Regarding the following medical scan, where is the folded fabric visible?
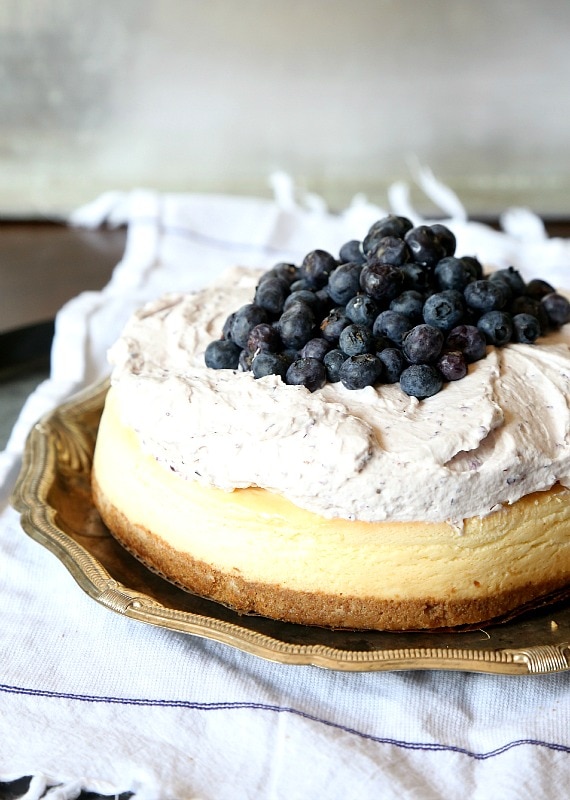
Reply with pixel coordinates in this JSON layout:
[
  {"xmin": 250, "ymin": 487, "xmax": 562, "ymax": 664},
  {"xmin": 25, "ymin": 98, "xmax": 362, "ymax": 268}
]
[{"xmin": 1, "ymin": 172, "xmax": 569, "ymax": 799}]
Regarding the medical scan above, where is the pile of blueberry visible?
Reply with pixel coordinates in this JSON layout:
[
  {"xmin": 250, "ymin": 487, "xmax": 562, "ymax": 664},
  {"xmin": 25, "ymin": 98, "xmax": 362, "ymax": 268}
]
[{"xmin": 204, "ymin": 215, "xmax": 570, "ymax": 399}]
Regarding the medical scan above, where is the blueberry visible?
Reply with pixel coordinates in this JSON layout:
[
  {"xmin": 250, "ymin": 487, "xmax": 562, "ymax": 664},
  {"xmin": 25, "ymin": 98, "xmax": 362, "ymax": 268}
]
[
  {"xmin": 366, "ymin": 215, "xmax": 413, "ymax": 241},
  {"xmin": 204, "ymin": 339, "xmax": 242, "ymax": 369},
  {"xmin": 278, "ymin": 307, "xmax": 315, "ymax": 349},
  {"xmin": 301, "ymin": 337, "xmax": 332, "ymax": 361},
  {"xmin": 254, "ymin": 277, "xmax": 290, "ymax": 316},
  {"xmin": 512, "ymin": 313, "xmax": 541, "ymax": 344},
  {"xmin": 464, "ymin": 280, "xmax": 507, "ymax": 312},
  {"xmin": 323, "ymin": 348, "xmax": 348, "ymax": 382},
  {"xmin": 377, "ymin": 347, "xmax": 407, "ymax": 383},
  {"xmin": 252, "ymin": 352, "xmax": 292, "ymax": 380},
  {"xmin": 509, "ymin": 295, "xmax": 548, "ymax": 332},
  {"xmin": 542, "ymin": 292, "xmax": 570, "ymax": 326},
  {"xmin": 339, "ymin": 323, "xmax": 375, "ymax": 356},
  {"xmin": 366, "ymin": 235, "xmax": 411, "ymax": 267},
  {"xmin": 401, "ymin": 261, "xmax": 432, "ymax": 293},
  {"xmin": 404, "ymin": 225, "xmax": 446, "ymax": 268},
  {"xmin": 423, "ymin": 290, "xmax": 465, "ymax": 332},
  {"xmin": 390, "ymin": 290, "xmax": 424, "ymax": 322},
  {"xmin": 359, "ymin": 263, "xmax": 405, "ymax": 305},
  {"xmin": 320, "ymin": 307, "xmax": 351, "ymax": 342},
  {"xmin": 345, "ymin": 294, "xmax": 379, "ymax": 326},
  {"xmin": 437, "ymin": 350, "xmax": 467, "ymax": 381},
  {"xmin": 525, "ymin": 278, "xmax": 556, "ymax": 300},
  {"xmin": 477, "ymin": 311, "xmax": 513, "ymax": 346},
  {"xmin": 402, "ymin": 324, "xmax": 444, "ymax": 364},
  {"xmin": 400, "ymin": 364, "xmax": 443, "ymax": 399},
  {"xmin": 230, "ymin": 304, "xmax": 269, "ymax": 348},
  {"xmin": 434, "ymin": 257, "xmax": 476, "ymax": 292},
  {"xmin": 445, "ymin": 324, "xmax": 487, "ymax": 362},
  {"xmin": 489, "ymin": 266, "xmax": 526, "ymax": 297},
  {"xmin": 461, "ymin": 256, "xmax": 484, "ymax": 280},
  {"xmin": 289, "ymin": 278, "xmax": 312, "ymax": 292},
  {"xmin": 300, "ymin": 249, "xmax": 337, "ymax": 288},
  {"xmin": 373, "ymin": 310, "xmax": 412, "ymax": 345},
  {"xmin": 247, "ymin": 323, "xmax": 281, "ymax": 354},
  {"xmin": 328, "ymin": 262, "xmax": 363, "ymax": 305},
  {"xmin": 430, "ymin": 223, "xmax": 456, "ymax": 257},
  {"xmin": 222, "ymin": 312, "xmax": 236, "ymax": 340},
  {"xmin": 285, "ymin": 357, "xmax": 327, "ymax": 392},
  {"xmin": 283, "ymin": 289, "xmax": 321, "ymax": 314},
  {"xmin": 259, "ymin": 263, "xmax": 300, "ymax": 286},
  {"xmin": 239, "ymin": 348, "xmax": 254, "ymax": 371},
  {"xmin": 339, "ymin": 354, "xmax": 383, "ymax": 390},
  {"xmin": 339, "ymin": 240, "xmax": 365, "ymax": 265}
]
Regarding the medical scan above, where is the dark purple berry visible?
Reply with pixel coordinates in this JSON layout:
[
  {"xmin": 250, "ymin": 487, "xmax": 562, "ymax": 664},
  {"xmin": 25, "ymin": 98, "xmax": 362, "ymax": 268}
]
[
  {"xmin": 404, "ymin": 225, "xmax": 446, "ymax": 268},
  {"xmin": 328, "ymin": 262, "xmax": 363, "ymax": 305},
  {"xmin": 204, "ymin": 339, "xmax": 242, "ymax": 369},
  {"xmin": 252, "ymin": 352, "xmax": 292, "ymax": 380},
  {"xmin": 301, "ymin": 337, "xmax": 332, "ymax": 361},
  {"xmin": 489, "ymin": 266, "xmax": 526, "ymax": 296},
  {"xmin": 401, "ymin": 261, "xmax": 432, "ymax": 292},
  {"xmin": 359, "ymin": 263, "xmax": 405, "ymax": 305},
  {"xmin": 542, "ymin": 292, "xmax": 570, "ymax": 326},
  {"xmin": 402, "ymin": 324, "xmax": 444, "ymax": 364},
  {"xmin": 320, "ymin": 307, "xmax": 351, "ymax": 342},
  {"xmin": 390, "ymin": 290, "xmax": 424, "ymax": 322},
  {"xmin": 339, "ymin": 354, "xmax": 383, "ymax": 390},
  {"xmin": 446, "ymin": 324, "xmax": 487, "ymax": 363},
  {"xmin": 464, "ymin": 280, "xmax": 507, "ymax": 312},
  {"xmin": 366, "ymin": 236, "xmax": 411, "ymax": 267},
  {"xmin": 431, "ymin": 223, "xmax": 456, "ymax": 257},
  {"xmin": 323, "ymin": 348, "xmax": 348, "ymax": 382},
  {"xmin": 247, "ymin": 323, "xmax": 281, "ymax": 354},
  {"xmin": 423, "ymin": 290, "xmax": 465, "ymax": 332},
  {"xmin": 285, "ymin": 357, "xmax": 327, "ymax": 392},
  {"xmin": 300, "ymin": 249, "xmax": 337, "ymax": 288},
  {"xmin": 345, "ymin": 294, "xmax": 379, "ymax": 326},
  {"xmin": 510, "ymin": 295, "xmax": 548, "ymax": 332},
  {"xmin": 373, "ymin": 310, "xmax": 413, "ymax": 345},
  {"xmin": 366, "ymin": 215, "xmax": 413, "ymax": 240},
  {"xmin": 339, "ymin": 240, "xmax": 365, "ymax": 264},
  {"xmin": 259, "ymin": 263, "xmax": 299, "ymax": 285},
  {"xmin": 437, "ymin": 350, "xmax": 467, "ymax": 381},
  {"xmin": 222, "ymin": 312, "xmax": 236, "ymax": 340},
  {"xmin": 339, "ymin": 324, "xmax": 375, "ymax": 356},
  {"xmin": 378, "ymin": 348, "xmax": 407, "ymax": 383},
  {"xmin": 434, "ymin": 257, "xmax": 476, "ymax": 292},
  {"xmin": 477, "ymin": 311, "xmax": 513, "ymax": 346},
  {"xmin": 283, "ymin": 289, "xmax": 321, "ymax": 314},
  {"xmin": 462, "ymin": 256, "xmax": 484, "ymax": 279},
  {"xmin": 230, "ymin": 304, "xmax": 269, "ymax": 349},
  {"xmin": 400, "ymin": 364, "xmax": 443, "ymax": 399},
  {"xmin": 512, "ymin": 313, "xmax": 541, "ymax": 344},
  {"xmin": 278, "ymin": 307, "xmax": 315, "ymax": 349},
  {"xmin": 525, "ymin": 278, "xmax": 556, "ymax": 300},
  {"xmin": 254, "ymin": 277, "xmax": 289, "ymax": 316}
]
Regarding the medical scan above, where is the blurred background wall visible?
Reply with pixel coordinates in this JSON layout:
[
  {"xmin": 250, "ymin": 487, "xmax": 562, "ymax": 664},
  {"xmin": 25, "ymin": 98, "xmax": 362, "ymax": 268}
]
[{"xmin": 1, "ymin": 0, "xmax": 569, "ymax": 218}]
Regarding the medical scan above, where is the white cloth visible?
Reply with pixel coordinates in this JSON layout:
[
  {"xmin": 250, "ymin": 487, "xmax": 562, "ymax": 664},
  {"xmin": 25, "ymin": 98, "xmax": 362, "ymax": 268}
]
[{"xmin": 1, "ymin": 172, "xmax": 570, "ymax": 799}]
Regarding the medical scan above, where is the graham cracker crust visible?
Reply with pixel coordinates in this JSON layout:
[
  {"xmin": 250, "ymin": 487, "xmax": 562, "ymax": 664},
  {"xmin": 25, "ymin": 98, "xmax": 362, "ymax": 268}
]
[{"xmin": 92, "ymin": 474, "xmax": 569, "ymax": 631}]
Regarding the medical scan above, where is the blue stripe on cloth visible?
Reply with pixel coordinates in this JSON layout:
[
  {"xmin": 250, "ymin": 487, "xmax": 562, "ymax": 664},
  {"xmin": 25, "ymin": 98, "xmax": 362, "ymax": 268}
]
[{"xmin": 1, "ymin": 683, "xmax": 568, "ymax": 760}]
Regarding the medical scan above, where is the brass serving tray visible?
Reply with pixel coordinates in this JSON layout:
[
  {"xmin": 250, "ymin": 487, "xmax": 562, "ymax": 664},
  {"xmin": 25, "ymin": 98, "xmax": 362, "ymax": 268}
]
[{"xmin": 11, "ymin": 380, "xmax": 570, "ymax": 674}]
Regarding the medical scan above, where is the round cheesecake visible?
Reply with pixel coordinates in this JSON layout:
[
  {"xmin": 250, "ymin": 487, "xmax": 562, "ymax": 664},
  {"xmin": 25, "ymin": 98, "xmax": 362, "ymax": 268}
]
[{"xmin": 91, "ymin": 265, "xmax": 570, "ymax": 630}]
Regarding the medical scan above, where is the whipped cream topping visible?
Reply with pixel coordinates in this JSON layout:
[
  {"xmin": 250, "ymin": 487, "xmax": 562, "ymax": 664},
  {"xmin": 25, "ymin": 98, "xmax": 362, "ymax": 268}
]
[{"xmin": 108, "ymin": 267, "xmax": 570, "ymax": 524}]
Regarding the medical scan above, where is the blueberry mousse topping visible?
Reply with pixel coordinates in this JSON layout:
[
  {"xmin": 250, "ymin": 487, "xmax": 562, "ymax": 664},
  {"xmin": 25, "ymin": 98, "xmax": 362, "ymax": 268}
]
[{"xmin": 206, "ymin": 215, "xmax": 570, "ymax": 398}]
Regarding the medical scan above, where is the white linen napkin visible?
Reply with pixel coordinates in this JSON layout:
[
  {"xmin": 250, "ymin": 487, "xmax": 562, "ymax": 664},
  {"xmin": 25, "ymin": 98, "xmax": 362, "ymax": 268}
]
[{"xmin": 1, "ymin": 171, "xmax": 570, "ymax": 800}]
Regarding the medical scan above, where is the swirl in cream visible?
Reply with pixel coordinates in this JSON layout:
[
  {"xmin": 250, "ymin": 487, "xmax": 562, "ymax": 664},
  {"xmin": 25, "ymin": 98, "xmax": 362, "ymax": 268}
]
[{"xmin": 108, "ymin": 267, "xmax": 570, "ymax": 524}]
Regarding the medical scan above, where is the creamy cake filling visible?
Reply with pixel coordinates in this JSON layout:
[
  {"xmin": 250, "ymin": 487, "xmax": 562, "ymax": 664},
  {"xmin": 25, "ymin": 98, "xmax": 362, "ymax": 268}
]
[{"xmin": 107, "ymin": 267, "xmax": 570, "ymax": 525}]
